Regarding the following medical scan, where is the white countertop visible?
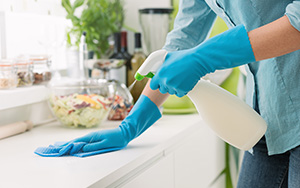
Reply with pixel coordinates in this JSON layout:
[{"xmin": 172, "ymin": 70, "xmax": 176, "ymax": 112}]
[
  {"xmin": 0, "ymin": 86, "xmax": 49, "ymax": 110},
  {"xmin": 0, "ymin": 114, "xmax": 205, "ymax": 188}
]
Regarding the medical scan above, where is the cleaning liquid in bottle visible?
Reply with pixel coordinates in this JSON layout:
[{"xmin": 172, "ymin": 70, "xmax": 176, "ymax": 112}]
[
  {"xmin": 187, "ymin": 80, "xmax": 266, "ymax": 150},
  {"xmin": 135, "ymin": 49, "xmax": 267, "ymax": 150}
]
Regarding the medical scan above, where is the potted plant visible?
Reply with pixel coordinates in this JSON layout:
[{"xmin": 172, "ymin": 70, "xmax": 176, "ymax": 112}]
[{"xmin": 62, "ymin": 0, "xmax": 124, "ymax": 58}]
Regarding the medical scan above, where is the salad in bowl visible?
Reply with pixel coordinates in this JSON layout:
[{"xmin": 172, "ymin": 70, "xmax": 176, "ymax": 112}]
[{"xmin": 48, "ymin": 78, "xmax": 116, "ymax": 128}]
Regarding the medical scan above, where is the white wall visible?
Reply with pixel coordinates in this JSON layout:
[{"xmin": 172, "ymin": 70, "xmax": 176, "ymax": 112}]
[
  {"xmin": 123, "ymin": 0, "xmax": 171, "ymax": 32},
  {"xmin": 0, "ymin": 0, "xmax": 65, "ymax": 16},
  {"xmin": 0, "ymin": 0, "xmax": 171, "ymax": 64},
  {"xmin": 0, "ymin": 0, "xmax": 171, "ymax": 31},
  {"xmin": 0, "ymin": 0, "xmax": 171, "ymax": 21}
]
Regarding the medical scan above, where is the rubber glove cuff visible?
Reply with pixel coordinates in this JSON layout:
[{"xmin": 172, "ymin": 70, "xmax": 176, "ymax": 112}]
[
  {"xmin": 119, "ymin": 94, "xmax": 162, "ymax": 143},
  {"xmin": 192, "ymin": 24, "xmax": 256, "ymax": 75}
]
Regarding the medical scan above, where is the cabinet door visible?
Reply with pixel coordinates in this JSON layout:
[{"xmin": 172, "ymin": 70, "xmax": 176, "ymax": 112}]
[
  {"xmin": 121, "ymin": 154, "xmax": 174, "ymax": 188},
  {"xmin": 174, "ymin": 128, "xmax": 225, "ymax": 188}
]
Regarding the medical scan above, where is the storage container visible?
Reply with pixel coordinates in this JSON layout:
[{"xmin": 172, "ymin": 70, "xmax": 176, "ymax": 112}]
[
  {"xmin": 30, "ymin": 55, "xmax": 52, "ymax": 85},
  {"xmin": 15, "ymin": 59, "xmax": 34, "ymax": 87},
  {"xmin": 0, "ymin": 59, "xmax": 17, "ymax": 89}
]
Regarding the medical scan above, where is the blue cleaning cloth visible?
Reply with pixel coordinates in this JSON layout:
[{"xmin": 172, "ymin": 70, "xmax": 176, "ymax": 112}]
[
  {"xmin": 34, "ymin": 95, "xmax": 161, "ymax": 158},
  {"xmin": 34, "ymin": 142, "xmax": 124, "ymax": 157}
]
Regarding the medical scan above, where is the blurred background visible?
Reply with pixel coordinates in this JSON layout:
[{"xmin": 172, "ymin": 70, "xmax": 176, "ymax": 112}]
[
  {"xmin": 0, "ymin": 1, "xmax": 245, "ymax": 187},
  {"xmin": 0, "ymin": 0, "xmax": 172, "ymax": 66}
]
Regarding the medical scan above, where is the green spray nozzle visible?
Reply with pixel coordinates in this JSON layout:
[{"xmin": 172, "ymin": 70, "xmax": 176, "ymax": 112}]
[
  {"xmin": 135, "ymin": 49, "xmax": 168, "ymax": 81},
  {"xmin": 135, "ymin": 72, "xmax": 155, "ymax": 81}
]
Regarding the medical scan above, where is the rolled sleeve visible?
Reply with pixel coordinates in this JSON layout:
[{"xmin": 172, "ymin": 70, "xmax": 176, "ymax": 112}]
[
  {"xmin": 163, "ymin": 0, "xmax": 216, "ymax": 51},
  {"xmin": 285, "ymin": 1, "xmax": 300, "ymax": 32}
]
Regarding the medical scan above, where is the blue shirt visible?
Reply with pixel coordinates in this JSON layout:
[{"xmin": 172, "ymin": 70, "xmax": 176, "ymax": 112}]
[{"xmin": 163, "ymin": 0, "xmax": 300, "ymax": 155}]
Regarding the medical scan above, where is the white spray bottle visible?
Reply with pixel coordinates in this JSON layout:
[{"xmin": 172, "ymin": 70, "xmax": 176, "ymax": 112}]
[{"xmin": 135, "ymin": 49, "xmax": 267, "ymax": 150}]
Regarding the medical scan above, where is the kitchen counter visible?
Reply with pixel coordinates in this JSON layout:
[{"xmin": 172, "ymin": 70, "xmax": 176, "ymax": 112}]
[
  {"xmin": 0, "ymin": 114, "xmax": 224, "ymax": 188},
  {"xmin": 0, "ymin": 86, "xmax": 49, "ymax": 110}
]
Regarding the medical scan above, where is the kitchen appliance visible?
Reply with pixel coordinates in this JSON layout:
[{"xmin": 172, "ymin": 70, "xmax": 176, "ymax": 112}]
[
  {"xmin": 134, "ymin": 49, "xmax": 267, "ymax": 150},
  {"xmin": 139, "ymin": 8, "xmax": 173, "ymax": 55}
]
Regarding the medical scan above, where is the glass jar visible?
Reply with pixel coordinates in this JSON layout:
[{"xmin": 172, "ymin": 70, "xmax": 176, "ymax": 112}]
[
  {"xmin": 30, "ymin": 55, "xmax": 52, "ymax": 85},
  {"xmin": 15, "ymin": 59, "xmax": 34, "ymax": 87},
  {"xmin": 0, "ymin": 59, "xmax": 17, "ymax": 89}
]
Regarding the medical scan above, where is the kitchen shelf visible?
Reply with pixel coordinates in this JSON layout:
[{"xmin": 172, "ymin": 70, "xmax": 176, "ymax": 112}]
[{"xmin": 0, "ymin": 85, "xmax": 49, "ymax": 110}]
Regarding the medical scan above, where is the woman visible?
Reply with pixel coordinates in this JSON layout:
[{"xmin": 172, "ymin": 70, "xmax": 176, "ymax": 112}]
[{"xmin": 36, "ymin": 1, "xmax": 300, "ymax": 187}]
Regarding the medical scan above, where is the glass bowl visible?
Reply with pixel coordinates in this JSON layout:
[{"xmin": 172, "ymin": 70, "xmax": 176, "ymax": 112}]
[
  {"xmin": 107, "ymin": 80, "xmax": 134, "ymax": 120},
  {"xmin": 48, "ymin": 78, "xmax": 116, "ymax": 128}
]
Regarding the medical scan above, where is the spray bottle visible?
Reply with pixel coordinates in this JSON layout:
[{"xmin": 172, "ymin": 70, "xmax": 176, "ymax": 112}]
[{"xmin": 135, "ymin": 49, "xmax": 267, "ymax": 150}]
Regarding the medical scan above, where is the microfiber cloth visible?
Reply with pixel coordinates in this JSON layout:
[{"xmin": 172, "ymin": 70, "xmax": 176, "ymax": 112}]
[{"xmin": 34, "ymin": 142, "xmax": 124, "ymax": 157}]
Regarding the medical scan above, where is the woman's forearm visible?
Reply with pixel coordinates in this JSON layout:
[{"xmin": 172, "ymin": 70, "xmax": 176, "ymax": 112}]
[
  {"xmin": 249, "ymin": 16, "xmax": 300, "ymax": 61},
  {"xmin": 140, "ymin": 16, "xmax": 300, "ymax": 107},
  {"xmin": 142, "ymin": 79, "xmax": 169, "ymax": 107}
]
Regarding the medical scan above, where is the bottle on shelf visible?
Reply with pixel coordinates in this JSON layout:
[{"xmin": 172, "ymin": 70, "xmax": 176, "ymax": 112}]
[
  {"xmin": 127, "ymin": 33, "xmax": 147, "ymax": 103},
  {"xmin": 108, "ymin": 32, "xmax": 134, "ymax": 121},
  {"xmin": 79, "ymin": 31, "xmax": 89, "ymax": 79},
  {"xmin": 121, "ymin": 31, "xmax": 131, "ymax": 86},
  {"xmin": 121, "ymin": 31, "xmax": 132, "ymax": 65},
  {"xmin": 109, "ymin": 32, "xmax": 127, "ymax": 84}
]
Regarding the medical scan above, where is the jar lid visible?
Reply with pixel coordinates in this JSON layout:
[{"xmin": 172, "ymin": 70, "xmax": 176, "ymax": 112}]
[
  {"xmin": 30, "ymin": 55, "xmax": 50, "ymax": 61},
  {"xmin": 29, "ymin": 55, "xmax": 51, "ymax": 64},
  {"xmin": 15, "ymin": 59, "xmax": 33, "ymax": 66},
  {"xmin": 0, "ymin": 59, "xmax": 15, "ymax": 67},
  {"xmin": 14, "ymin": 55, "xmax": 34, "ymax": 65}
]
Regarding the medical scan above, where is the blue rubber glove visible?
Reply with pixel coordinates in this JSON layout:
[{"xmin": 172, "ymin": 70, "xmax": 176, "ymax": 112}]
[
  {"xmin": 150, "ymin": 25, "xmax": 256, "ymax": 97},
  {"xmin": 34, "ymin": 95, "xmax": 161, "ymax": 157}
]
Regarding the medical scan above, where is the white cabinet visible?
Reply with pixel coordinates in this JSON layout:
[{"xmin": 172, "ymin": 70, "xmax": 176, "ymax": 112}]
[
  {"xmin": 119, "ymin": 127, "xmax": 225, "ymax": 188},
  {"xmin": 173, "ymin": 128, "xmax": 225, "ymax": 188},
  {"xmin": 122, "ymin": 154, "xmax": 174, "ymax": 188}
]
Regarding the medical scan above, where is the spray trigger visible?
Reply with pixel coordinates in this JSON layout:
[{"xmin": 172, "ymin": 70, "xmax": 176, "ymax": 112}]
[{"xmin": 135, "ymin": 72, "xmax": 155, "ymax": 81}]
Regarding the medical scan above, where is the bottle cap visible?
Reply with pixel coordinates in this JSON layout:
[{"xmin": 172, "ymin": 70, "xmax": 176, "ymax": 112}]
[
  {"xmin": 134, "ymin": 33, "xmax": 142, "ymax": 48},
  {"xmin": 113, "ymin": 32, "xmax": 121, "ymax": 50},
  {"xmin": 139, "ymin": 8, "xmax": 173, "ymax": 14}
]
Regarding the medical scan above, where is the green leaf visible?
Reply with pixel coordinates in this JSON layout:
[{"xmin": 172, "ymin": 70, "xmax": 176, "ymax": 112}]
[
  {"xmin": 123, "ymin": 24, "xmax": 137, "ymax": 32},
  {"xmin": 72, "ymin": 0, "xmax": 85, "ymax": 10},
  {"xmin": 66, "ymin": 32, "xmax": 71, "ymax": 45},
  {"xmin": 62, "ymin": 0, "xmax": 124, "ymax": 56},
  {"xmin": 231, "ymin": 145, "xmax": 241, "ymax": 173},
  {"xmin": 61, "ymin": 0, "xmax": 73, "ymax": 14},
  {"xmin": 225, "ymin": 143, "xmax": 233, "ymax": 188},
  {"xmin": 66, "ymin": 14, "xmax": 80, "ymax": 26},
  {"xmin": 210, "ymin": 168, "xmax": 226, "ymax": 186}
]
